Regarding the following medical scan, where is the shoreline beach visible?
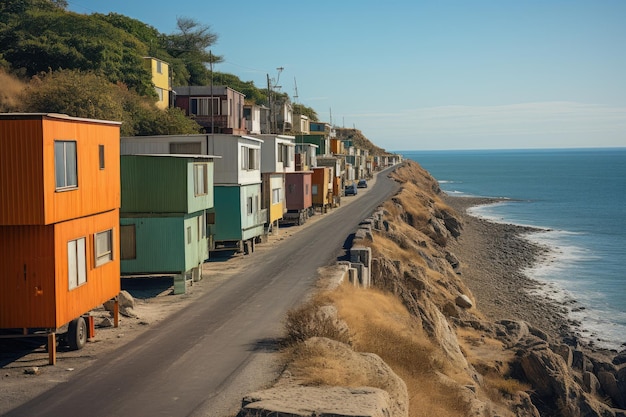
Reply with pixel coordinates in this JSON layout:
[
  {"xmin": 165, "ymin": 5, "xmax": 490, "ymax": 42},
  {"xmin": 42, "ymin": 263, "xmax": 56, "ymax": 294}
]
[{"xmin": 443, "ymin": 194, "xmax": 607, "ymax": 352}]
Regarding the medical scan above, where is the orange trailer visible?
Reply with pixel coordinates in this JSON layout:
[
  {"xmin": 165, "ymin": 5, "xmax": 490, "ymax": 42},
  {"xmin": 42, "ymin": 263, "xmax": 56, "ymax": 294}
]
[
  {"xmin": 312, "ymin": 167, "xmax": 333, "ymax": 213},
  {"xmin": 0, "ymin": 113, "xmax": 121, "ymax": 364}
]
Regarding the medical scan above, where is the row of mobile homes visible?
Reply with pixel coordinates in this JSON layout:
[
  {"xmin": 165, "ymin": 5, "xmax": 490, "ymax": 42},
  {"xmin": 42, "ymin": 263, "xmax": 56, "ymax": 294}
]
[
  {"xmin": 120, "ymin": 134, "xmax": 266, "ymax": 254},
  {"xmin": 0, "ymin": 114, "xmax": 122, "ymax": 364},
  {"xmin": 120, "ymin": 154, "xmax": 217, "ymax": 293}
]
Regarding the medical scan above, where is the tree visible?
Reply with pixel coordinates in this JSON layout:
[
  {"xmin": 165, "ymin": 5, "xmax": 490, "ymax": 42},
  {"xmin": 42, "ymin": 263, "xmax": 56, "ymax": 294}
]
[
  {"xmin": 212, "ymin": 72, "xmax": 266, "ymax": 104},
  {"xmin": 0, "ymin": 8, "xmax": 154, "ymax": 96},
  {"xmin": 293, "ymin": 103, "xmax": 319, "ymax": 122},
  {"xmin": 19, "ymin": 69, "xmax": 201, "ymax": 136},
  {"xmin": 164, "ymin": 17, "xmax": 221, "ymax": 86}
]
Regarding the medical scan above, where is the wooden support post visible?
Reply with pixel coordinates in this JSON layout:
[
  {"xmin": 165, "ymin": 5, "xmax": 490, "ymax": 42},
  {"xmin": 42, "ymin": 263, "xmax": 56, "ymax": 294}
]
[
  {"xmin": 47, "ymin": 332, "xmax": 56, "ymax": 366},
  {"xmin": 86, "ymin": 315, "xmax": 95, "ymax": 339},
  {"xmin": 113, "ymin": 297, "xmax": 119, "ymax": 328}
]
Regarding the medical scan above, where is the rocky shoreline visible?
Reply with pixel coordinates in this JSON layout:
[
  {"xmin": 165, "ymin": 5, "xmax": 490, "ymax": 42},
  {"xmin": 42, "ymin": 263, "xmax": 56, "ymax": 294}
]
[
  {"xmin": 444, "ymin": 195, "xmax": 621, "ymax": 357},
  {"xmin": 443, "ymin": 196, "xmax": 573, "ymax": 343}
]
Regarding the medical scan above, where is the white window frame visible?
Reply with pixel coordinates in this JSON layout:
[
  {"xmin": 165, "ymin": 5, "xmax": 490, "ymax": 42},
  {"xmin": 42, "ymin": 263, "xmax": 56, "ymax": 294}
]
[
  {"xmin": 55, "ymin": 140, "xmax": 78, "ymax": 190},
  {"xmin": 194, "ymin": 163, "xmax": 208, "ymax": 196},
  {"xmin": 68, "ymin": 237, "xmax": 87, "ymax": 290},
  {"xmin": 190, "ymin": 97, "xmax": 220, "ymax": 116},
  {"xmin": 241, "ymin": 146, "xmax": 260, "ymax": 171},
  {"xmin": 95, "ymin": 229, "xmax": 113, "ymax": 267},
  {"xmin": 272, "ymin": 188, "xmax": 281, "ymax": 204}
]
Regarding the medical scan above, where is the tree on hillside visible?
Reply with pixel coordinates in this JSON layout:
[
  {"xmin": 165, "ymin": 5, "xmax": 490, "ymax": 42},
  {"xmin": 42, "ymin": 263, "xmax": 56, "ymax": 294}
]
[
  {"xmin": 293, "ymin": 103, "xmax": 318, "ymax": 122},
  {"xmin": 0, "ymin": 0, "xmax": 66, "ymax": 21},
  {"xmin": 21, "ymin": 70, "xmax": 125, "ymax": 121},
  {"xmin": 0, "ymin": 7, "xmax": 154, "ymax": 96},
  {"xmin": 164, "ymin": 17, "xmax": 221, "ymax": 86},
  {"xmin": 212, "ymin": 72, "xmax": 266, "ymax": 104},
  {"xmin": 19, "ymin": 69, "xmax": 201, "ymax": 136}
]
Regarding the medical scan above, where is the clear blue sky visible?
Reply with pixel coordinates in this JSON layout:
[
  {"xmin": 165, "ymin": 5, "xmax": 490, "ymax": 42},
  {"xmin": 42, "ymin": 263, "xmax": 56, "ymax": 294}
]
[{"xmin": 67, "ymin": 0, "xmax": 626, "ymax": 151}]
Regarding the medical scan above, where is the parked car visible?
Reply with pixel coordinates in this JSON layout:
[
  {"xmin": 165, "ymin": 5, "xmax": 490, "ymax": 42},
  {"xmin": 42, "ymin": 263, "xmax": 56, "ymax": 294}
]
[
  {"xmin": 344, "ymin": 183, "xmax": 358, "ymax": 196},
  {"xmin": 357, "ymin": 179, "xmax": 368, "ymax": 188}
]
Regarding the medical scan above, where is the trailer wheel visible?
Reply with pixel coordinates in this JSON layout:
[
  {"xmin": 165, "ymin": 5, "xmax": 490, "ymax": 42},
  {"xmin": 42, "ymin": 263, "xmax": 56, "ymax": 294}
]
[{"xmin": 67, "ymin": 317, "xmax": 87, "ymax": 350}]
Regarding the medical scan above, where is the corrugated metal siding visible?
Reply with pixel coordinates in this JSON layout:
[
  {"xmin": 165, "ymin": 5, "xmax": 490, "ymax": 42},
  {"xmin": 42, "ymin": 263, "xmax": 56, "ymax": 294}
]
[
  {"xmin": 120, "ymin": 216, "xmax": 185, "ymax": 274},
  {"xmin": 312, "ymin": 168, "xmax": 330, "ymax": 206},
  {"xmin": 54, "ymin": 209, "xmax": 120, "ymax": 326},
  {"xmin": 0, "ymin": 116, "xmax": 120, "ymax": 226},
  {"xmin": 0, "ymin": 119, "xmax": 45, "ymax": 225},
  {"xmin": 212, "ymin": 186, "xmax": 242, "ymax": 241},
  {"xmin": 121, "ymin": 156, "xmax": 188, "ymax": 213},
  {"xmin": 0, "ymin": 225, "xmax": 56, "ymax": 328},
  {"xmin": 43, "ymin": 118, "xmax": 120, "ymax": 224},
  {"xmin": 285, "ymin": 172, "xmax": 313, "ymax": 210},
  {"xmin": 183, "ymin": 212, "xmax": 209, "ymax": 271}
]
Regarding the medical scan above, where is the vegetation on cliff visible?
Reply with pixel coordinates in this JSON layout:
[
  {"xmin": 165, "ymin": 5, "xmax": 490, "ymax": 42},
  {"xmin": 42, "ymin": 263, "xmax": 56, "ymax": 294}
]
[{"xmin": 335, "ymin": 127, "xmax": 390, "ymax": 156}]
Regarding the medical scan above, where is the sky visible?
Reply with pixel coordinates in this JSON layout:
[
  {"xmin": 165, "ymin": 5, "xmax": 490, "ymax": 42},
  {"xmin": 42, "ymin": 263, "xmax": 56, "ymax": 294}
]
[{"xmin": 66, "ymin": 0, "xmax": 626, "ymax": 151}]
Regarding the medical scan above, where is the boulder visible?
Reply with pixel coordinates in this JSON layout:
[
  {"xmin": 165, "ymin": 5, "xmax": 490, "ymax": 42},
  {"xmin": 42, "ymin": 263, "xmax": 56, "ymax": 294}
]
[
  {"xmin": 455, "ymin": 294, "xmax": 473, "ymax": 309},
  {"xmin": 613, "ymin": 351, "xmax": 626, "ymax": 366},
  {"xmin": 582, "ymin": 371, "xmax": 601, "ymax": 395},
  {"xmin": 118, "ymin": 290, "xmax": 135, "ymax": 309},
  {"xmin": 519, "ymin": 347, "xmax": 619, "ymax": 416},
  {"xmin": 598, "ymin": 371, "xmax": 626, "ymax": 409},
  {"xmin": 241, "ymin": 337, "xmax": 408, "ymax": 417},
  {"xmin": 240, "ymin": 386, "xmax": 392, "ymax": 417},
  {"xmin": 103, "ymin": 290, "xmax": 136, "ymax": 317},
  {"xmin": 553, "ymin": 344, "xmax": 573, "ymax": 367}
]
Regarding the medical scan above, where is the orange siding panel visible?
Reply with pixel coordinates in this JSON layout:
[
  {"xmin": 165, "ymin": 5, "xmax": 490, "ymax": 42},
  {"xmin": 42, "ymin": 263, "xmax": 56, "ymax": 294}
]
[
  {"xmin": 43, "ymin": 118, "xmax": 121, "ymax": 224},
  {"xmin": 0, "ymin": 119, "xmax": 45, "ymax": 225},
  {"xmin": 0, "ymin": 225, "xmax": 56, "ymax": 328},
  {"xmin": 54, "ymin": 209, "xmax": 121, "ymax": 326}
]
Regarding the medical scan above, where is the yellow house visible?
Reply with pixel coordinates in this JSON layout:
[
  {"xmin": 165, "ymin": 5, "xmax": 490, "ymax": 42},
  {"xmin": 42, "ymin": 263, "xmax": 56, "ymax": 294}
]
[{"xmin": 143, "ymin": 57, "xmax": 171, "ymax": 109}]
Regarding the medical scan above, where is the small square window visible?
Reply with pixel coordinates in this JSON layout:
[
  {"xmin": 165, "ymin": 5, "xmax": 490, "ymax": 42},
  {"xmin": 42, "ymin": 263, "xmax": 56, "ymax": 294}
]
[{"xmin": 95, "ymin": 229, "xmax": 113, "ymax": 267}]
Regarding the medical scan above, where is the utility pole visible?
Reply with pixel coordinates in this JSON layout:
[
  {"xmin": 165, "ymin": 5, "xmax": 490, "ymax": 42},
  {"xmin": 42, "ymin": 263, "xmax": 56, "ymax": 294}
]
[
  {"xmin": 210, "ymin": 50, "xmax": 214, "ymax": 136},
  {"xmin": 267, "ymin": 74, "xmax": 272, "ymax": 134}
]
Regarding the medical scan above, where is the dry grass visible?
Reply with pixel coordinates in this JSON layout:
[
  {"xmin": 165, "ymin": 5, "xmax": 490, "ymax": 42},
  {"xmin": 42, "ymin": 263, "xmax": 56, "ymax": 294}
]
[
  {"xmin": 284, "ymin": 297, "xmax": 351, "ymax": 346},
  {"xmin": 0, "ymin": 70, "xmax": 27, "ymax": 112},
  {"xmin": 327, "ymin": 284, "xmax": 471, "ymax": 417}
]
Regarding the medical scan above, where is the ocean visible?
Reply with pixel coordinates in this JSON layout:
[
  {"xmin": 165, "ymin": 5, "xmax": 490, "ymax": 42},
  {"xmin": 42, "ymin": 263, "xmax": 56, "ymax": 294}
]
[{"xmin": 401, "ymin": 148, "xmax": 626, "ymax": 351}]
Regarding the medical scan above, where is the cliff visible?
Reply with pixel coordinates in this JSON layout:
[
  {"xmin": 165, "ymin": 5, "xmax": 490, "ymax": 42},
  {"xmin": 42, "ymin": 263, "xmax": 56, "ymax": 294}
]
[
  {"xmin": 238, "ymin": 161, "xmax": 626, "ymax": 417},
  {"xmin": 335, "ymin": 127, "xmax": 390, "ymax": 156}
]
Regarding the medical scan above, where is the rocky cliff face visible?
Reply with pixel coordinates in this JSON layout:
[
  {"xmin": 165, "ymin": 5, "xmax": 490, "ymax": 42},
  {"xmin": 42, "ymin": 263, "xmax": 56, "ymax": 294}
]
[{"xmin": 238, "ymin": 161, "xmax": 626, "ymax": 417}]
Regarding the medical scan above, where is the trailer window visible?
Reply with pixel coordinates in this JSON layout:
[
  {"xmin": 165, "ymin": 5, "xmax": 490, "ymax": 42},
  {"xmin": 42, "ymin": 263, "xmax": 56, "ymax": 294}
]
[
  {"xmin": 68, "ymin": 237, "xmax": 87, "ymax": 290},
  {"xmin": 194, "ymin": 163, "xmax": 208, "ymax": 196},
  {"xmin": 55, "ymin": 140, "xmax": 78, "ymax": 190},
  {"xmin": 120, "ymin": 225, "xmax": 136, "ymax": 260},
  {"xmin": 272, "ymin": 188, "xmax": 281, "ymax": 204},
  {"xmin": 95, "ymin": 229, "xmax": 113, "ymax": 267}
]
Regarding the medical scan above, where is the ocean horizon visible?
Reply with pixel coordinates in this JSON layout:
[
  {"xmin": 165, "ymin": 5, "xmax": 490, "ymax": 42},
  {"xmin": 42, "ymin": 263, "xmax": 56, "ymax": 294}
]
[{"xmin": 400, "ymin": 147, "xmax": 626, "ymax": 351}]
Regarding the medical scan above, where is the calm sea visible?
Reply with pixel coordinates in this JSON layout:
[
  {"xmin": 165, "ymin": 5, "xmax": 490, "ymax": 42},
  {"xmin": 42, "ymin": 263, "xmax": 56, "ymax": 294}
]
[{"xmin": 401, "ymin": 148, "xmax": 626, "ymax": 350}]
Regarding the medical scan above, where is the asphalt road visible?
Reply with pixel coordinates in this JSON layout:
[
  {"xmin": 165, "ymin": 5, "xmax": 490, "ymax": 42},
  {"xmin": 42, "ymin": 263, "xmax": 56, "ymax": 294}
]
[{"xmin": 4, "ymin": 167, "xmax": 400, "ymax": 417}]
